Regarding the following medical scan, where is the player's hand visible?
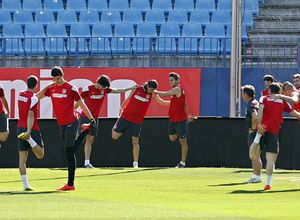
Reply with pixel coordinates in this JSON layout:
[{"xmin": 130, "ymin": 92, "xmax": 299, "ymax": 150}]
[
  {"xmin": 22, "ymin": 131, "xmax": 31, "ymax": 140},
  {"xmin": 187, "ymin": 115, "xmax": 197, "ymax": 123},
  {"xmin": 257, "ymin": 124, "xmax": 266, "ymax": 134},
  {"xmin": 89, "ymin": 119, "xmax": 97, "ymax": 130},
  {"xmin": 131, "ymin": 85, "xmax": 138, "ymax": 90},
  {"xmin": 46, "ymin": 82, "xmax": 55, "ymax": 88}
]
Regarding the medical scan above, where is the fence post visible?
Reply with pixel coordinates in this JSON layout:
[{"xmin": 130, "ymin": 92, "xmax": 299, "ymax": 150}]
[
  {"xmin": 223, "ymin": 38, "xmax": 227, "ymax": 67},
  {"xmin": 149, "ymin": 38, "xmax": 153, "ymax": 67}
]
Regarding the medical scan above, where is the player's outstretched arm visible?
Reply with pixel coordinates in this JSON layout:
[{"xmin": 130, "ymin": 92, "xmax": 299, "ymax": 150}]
[
  {"xmin": 111, "ymin": 85, "xmax": 137, "ymax": 94},
  {"xmin": 153, "ymin": 93, "xmax": 170, "ymax": 106},
  {"xmin": 289, "ymin": 110, "xmax": 300, "ymax": 119},
  {"xmin": 1, "ymin": 96, "xmax": 10, "ymax": 117},
  {"xmin": 119, "ymin": 89, "xmax": 135, "ymax": 115},
  {"xmin": 36, "ymin": 82, "xmax": 55, "ymax": 100},
  {"xmin": 257, "ymin": 104, "xmax": 266, "ymax": 134},
  {"xmin": 77, "ymin": 99, "xmax": 94, "ymax": 121},
  {"xmin": 22, "ymin": 110, "xmax": 34, "ymax": 140},
  {"xmin": 155, "ymin": 87, "xmax": 180, "ymax": 97}
]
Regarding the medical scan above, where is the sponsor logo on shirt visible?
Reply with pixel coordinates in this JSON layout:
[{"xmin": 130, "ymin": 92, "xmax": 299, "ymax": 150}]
[
  {"xmin": 90, "ymin": 95, "xmax": 104, "ymax": 99},
  {"xmin": 52, "ymin": 93, "xmax": 67, "ymax": 98},
  {"xmin": 134, "ymin": 95, "xmax": 149, "ymax": 102},
  {"xmin": 267, "ymin": 97, "xmax": 283, "ymax": 103},
  {"xmin": 18, "ymin": 96, "xmax": 28, "ymax": 102}
]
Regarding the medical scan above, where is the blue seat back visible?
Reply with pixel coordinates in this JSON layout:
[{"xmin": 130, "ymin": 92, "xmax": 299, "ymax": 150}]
[
  {"xmin": 23, "ymin": 0, "xmax": 43, "ymax": 11},
  {"xmin": 2, "ymin": 0, "xmax": 21, "ymax": 11},
  {"xmin": 109, "ymin": 0, "xmax": 129, "ymax": 10},
  {"xmin": 211, "ymin": 11, "xmax": 231, "ymax": 24},
  {"xmin": 80, "ymin": 10, "xmax": 99, "ymax": 24},
  {"xmin": 67, "ymin": 0, "xmax": 87, "ymax": 11},
  {"xmin": 174, "ymin": 0, "xmax": 194, "ymax": 11},
  {"xmin": 130, "ymin": 0, "xmax": 150, "ymax": 10},
  {"xmin": 70, "ymin": 23, "xmax": 90, "ymax": 36},
  {"xmin": 217, "ymin": 0, "xmax": 232, "ymax": 11},
  {"xmin": 152, "ymin": 0, "xmax": 172, "ymax": 11},
  {"xmin": 123, "ymin": 10, "xmax": 142, "ymax": 23},
  {"xmin": 13, "ymin": 10, "xmax": 34, "ymax": 24},
  {"xmin": 101, "ymin": 10, "xmax": 121, "ymax": 23},
  {"xmin": 145, "ymin": 9, "xmax": 165, "ymax": 24},
  {"xmin": 44, "ymin": 0, "xmax": 64, "ymax": 11},
  {"xmin": 25, "ymin": 23, "xmax": 45, "ymax": 37},
  {"xmin": 3, "ymin": 23, "xmax": 23, "ymax": 37},
  {"xmin": 136, "ymin": 23, "xmax": 157, "ymax": 37},
  {"xmin": 57, "ymin": 10, "xmax": 77, "ymax": 24},
  {"xmin": 35, "ymin": 10, "xmax": 55, "ymax": 24},
  {"xmin": 160, "ymin": 23, "xmax": 180, "ymax": 37},
  {"xmin": 88, "ymin": 0, "xmax": 108, "ymax": 11},
  {"xmin": 195, "ymin": 0, "xmax": 215, "ymax": 11},
  {"xmin": 190, "ymin": 10, "xmax": 210, "ymax": 24},
  {"xmin": 168, "ymin": 10, "xmax": 188, "ymax": 24},
  {"xmin": 182, "ymin": 23, "xmax": 202, "ymax": 37},
  {"xmin": 92, "ymin": 23, "xmax": 112, "ymax": 36},
  {"xmin": 47, "ymin": 23, "xmax": 67, "ymax": 37},
  {"xmin": 205, "ymin": 23, "xmax": 225, "ymax": 37},
  {"xmin": 0, "ymin": 11, "xmax": 12, "ymax": 24}
]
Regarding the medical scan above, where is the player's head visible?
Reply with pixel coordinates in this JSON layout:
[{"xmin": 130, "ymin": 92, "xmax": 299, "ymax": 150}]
[
  {"xmin": 144, "ymin": 79, "xmax": 158, "ymax": 93},
  {"xmin": 169, "ymin": 72, "xmax": 180, "ymax": 88},
  {"xmin": 27, "ymin": 75, "xmax": 38, "ymax": 90},
  {"xmin": 268, "ymin": 83, "xmax": 280, "ymax": 94},
  {"xmin": 241, "ymin": 85, "xmax": 255, "ymax": 102},
  {"xmin": 51, "ymin": 66, "xmax": 64, "ymax": 85},
  {"xmin": 282, "ymin": 81, "xmax": 295, "ymax": 96},
  {"xmin": 263, "ymin": 75, "xmax": 274, "ymax": 89},
  {"xmin": 96, "ymin": 75, "xmax": 111, "ymax": 89},
  {"xmin": 292, "ymin": 74, "xmax": 300, "ymax": 89}
]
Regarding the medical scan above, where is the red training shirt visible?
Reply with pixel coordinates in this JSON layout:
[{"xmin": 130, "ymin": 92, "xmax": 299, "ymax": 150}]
[
  {"xmin": 121, "ymin": 86, "xmax": 152, "ymax": 124},
  {"xmin": 81, "ymin": 85, "xmax": 112, "ymax": 119},
  {"xmin": 17, "ymin": 91, "xmax": 40, "ymax": 131},
  {"xmin": 0, "ymin": 84, "xmax": 5, "ymax": 115},
  {"xmin": 44, "ymin": 81, "xmax": 81, "ymax": 126},
  {"xmin": 293, "ymin": 90, "xmax": 300, "ymax": 124},
  {"xmin": 169, "ymin": 86, "xmax": 187, "ymax": 122},
  {"xmin": 261, "ymin": 88, "xmax": 268, "ymax": 96},
  {"xmin": 259, "ymin": 96, "xmax": 292, "ymax": 135}
]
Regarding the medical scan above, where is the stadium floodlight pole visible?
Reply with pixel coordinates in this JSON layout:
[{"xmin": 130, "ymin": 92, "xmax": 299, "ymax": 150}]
[
  {"xmin": 237, "ymin": 0, "xmax": 242, "ymax": 117},
  {"xmin": 230, "ymin": 0, "xmax": 239, "ymax": 117}
]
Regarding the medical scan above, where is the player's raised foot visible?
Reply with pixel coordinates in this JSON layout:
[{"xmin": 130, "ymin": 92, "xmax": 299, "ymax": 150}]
[
  {"xmin": 56, "ymin": 184, "xmax": 75, "ymax": 191},
  {"xmin": 175, "ymin": 163, "xmax": 185, "ymax": 168},
  {"xmin": 264, "ymin": 185, "xmax": 271, "ymax": 190},
  {"xmin": 18, "ymin": 132, "xmax": 26, "ymax": 139},
  {"xmin": 24, "ymin": 186, "xmax": 36, "ymax": 191},
  {"xmin": 244, "ymin": 178, "xmax": 262, "ymax": 183},
  {"xmin": 84, "ymin": 164, "xmax": 95, "ymax": 168},
  {"xmin": 133, "ymin": 162, "xmax": 138, "ymax": 168}
]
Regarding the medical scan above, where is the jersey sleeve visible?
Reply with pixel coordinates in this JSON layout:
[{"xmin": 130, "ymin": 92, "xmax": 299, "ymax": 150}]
[
  {"xmin": 284, "ymin": 100, "xmax": 293, "ymax": 113},
  {"xmin": 44, "ymin": 88, "xmax": 50, "ymax": 97},
  {"xmin": 81, "ymin": 86, "xmax": 89, "ymax": 99},
  {"xmin": 71, "ymin": 86, "xmax": 81, "ymax": 101},
  {"xmin": 0, "ymin": 85, "xmax": 4, "ymax": 97},
  {"xmin": 29, "ymin": 96, "xmax": 38, "ymax": 113},
  {"xmin": 105, "ymin": 88, "xmax": 112, "ymax": 94},
  {"xmin": 259, "ymin": 96, "xmax": 265, "ymax": 105}
]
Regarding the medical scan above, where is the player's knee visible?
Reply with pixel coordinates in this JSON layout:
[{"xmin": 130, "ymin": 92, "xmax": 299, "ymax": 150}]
[
  {"xmin": 37, "ymin": 154, "xmax": 44, "ymax": 159},
  {"xmin": 169, "ymin": 135, "xmax": 177, "ymax": 141},
  {"xmin": 0, "ymin": 132, "xmax": 9, "ymax": 142},
  {"xmin": 249, "ymin": 153, "xmax": 257, "ymax": 161},
  {"xmin": 132, "ymin": 139, "xmax": 139, "ymax": 146}
]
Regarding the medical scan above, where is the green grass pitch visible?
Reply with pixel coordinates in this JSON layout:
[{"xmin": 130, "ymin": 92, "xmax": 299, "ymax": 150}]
[{"xmin": 0, "ymin": 167, "xmax": 300, "ymax": 219}]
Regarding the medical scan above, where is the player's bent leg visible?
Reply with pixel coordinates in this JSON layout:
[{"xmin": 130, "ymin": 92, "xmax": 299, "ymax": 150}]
[
  {"xmin": 32, "ymin": 145, "xmax": 44, "ymax": 159},
  {"xmin": 112, "ymin": 130, "xmax": 122, "ymax": 140},
  {"xmin": 179, "ymin": 137, "xmax": 188, "ymax": 162},
  {"xmin": 249, "ymin": 142, "xmax": 260, "ymax": 161},
  {"xmin": 84, "ymin": 135, "xmax": 95, "ymax": 168},
  {"xmin": 0, "ymin": 131, "xmax": 9, "ymax": 142},
  {"xmin": 169, "ymin": 134, "xmax": 178, "ymax": 141}
]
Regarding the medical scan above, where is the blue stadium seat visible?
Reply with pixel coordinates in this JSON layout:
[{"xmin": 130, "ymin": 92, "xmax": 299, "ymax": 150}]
[
  {"xmin": 100, "ymin": 10, "xmax": 121, "ymax": 23},
  {"xmin": 13, "ymin": 10, "xmax": 34, "ymax": 25},
  {"xmin": 0, "ymin": 10, "xmax": 12, "ymax": 24},
  {"xmin": 242, "ymin": 0, "xmax": 259, "ymax": 16},
  {"xmin": 66, "ymin": 0, "xmax": 87, "ymax": 12},
  {"xmin": 189, "ymin": 10, "xmax": 210, "ymax": 25},
  {"xmin": 2, "ymin": 0, "xmax": 21, "ymax": 12},
  {"xmin": 2, "ymin": 23, "xmax": 24, "ymax": 55},
  {"xmin": 35, "ymin": 10, "xmax": 55, "ymax": 25},
  {"xmin": 195, "ymin": 0, "xmax": 215, "ymax": 11},
  {"xmin": 178, "ymin": 23, "xmax": 202, "ymax": 55},
  {"xmin": 45, "ymin": 23, "xmax": 68, "ymax": 55},
  {"xmin": 111, "ymin": 23, "xmax": 134, "ymax": 55},
  {"xmin": 211, "ymin": 11, "xmax": 231, "ymax": 25},
  {"xmin": 23, "ymin": 0, "xmax": 43, "ymax": 12},
  {"xmin": 199, "ymin": 23, "xmax": 225, "ymax": 54},
  {"xmin": 79, "ymin": 10, "xmax": 99, "ymax": 24},
  {"xmin": 88, "ymin": 0, "xmax": 108, "ymax": 12},
  {"xmin": 133, "ymin": 22, "xmax": 156, "ymax": 55},
  {"xmin": 145, "ymin": 9, "xmax": 165, "ymax": 26},
  {"xmin": 223, "ymin": 26, "xmax": 247, "ymax": 54},
  {"xmin": 241, "ymin": 10, "xmax": 253, "ymax": 29},
  {"xmin": 174, "ymin": 0, "xmax": 194, "ymax": 11},
  {"xmin": 57, "ymin": 10, "xmax": 77, "ymax": 25},
  {"xmin": 68, "ymin": 23, "xmax": 90, "ymax": 55},
  {"xmin": 156, "ymin": 23, "xmax": 180, "ymax": 55},
  {"xmin": 168, "ymin": 10, "xmax": 188, "ymax": 25},
  {"xmin": 90, "ymin": 23, "xmax": 112, "ymax": 55},
  {"xmin": 130, "ymin": 0, "xmax": 150, "ymax": 11},
  {"xmin": 24, "ymin": 23, "xmax": 45, "ymax": 55},
  {"xmin": 123, "ymin": 10, "xmax": 142, "ymax": 24},
  {"xmin": 217, "ymin": 0, "xmax": 232, "ymax": 11},
  {"xmin": 109, "ymin": 0, "xmax": 129, "ymax": 10},
  {"xmin": 152, "ymin": 0, "xmax": 172, "ymax": 12},
  {"xmin": 44, "ymin": 0, "xmax": 64, "ymax": 12}
]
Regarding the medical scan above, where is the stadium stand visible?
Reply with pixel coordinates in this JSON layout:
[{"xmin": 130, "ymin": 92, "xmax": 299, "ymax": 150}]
[
  {"xmin": 130, "ymin": 0, "xmax": 150, "ymax": 11},
  {"xmin": 45, "ymin": 23, "xmax": 68, "ymax": 55},
  {"xmin": 35, "ymin": 10, "xmax": 56, "ymax": 25},
  {"xmin": 152, "ymin": 0, "xmax": 172, "ymax": 12},
  {"xmin": 44, "ymin": 0, "xmax": 64, "ymax": 12},
  {"xmin": 0, "ymin": 10, "xmax": 13, "ymax": 24},
  {"xmin": 111, "ymin": 22, "xmax": 134, "ymax": 55},
  {"xmin": 88, "ymin": 0, "xmax": 108, "ymax": 11},
  {"xmin": 178, "ymin": 23, "xmax": 202, "ymax": 55},
  {"xmin": 122, "ymin": 9, "xmax": 143, "ymax": 25},
  {"xmin": 109, "ymin": 0, "xmax": 129, "ymax": 10},
  {"xmin": 2, "ymin": 0, "xmax": 21, "ymax": 12},
  {"xmin": 13, "ymin": 10, "xmax": 34, "ymax": 25},
  {"xmin": 66, "ymin": 0, "xmax": 87, "ymax": 12},
  {"xmin": 2, "ymin": 23, "xmax": 24, "ymax": 55},
  {"xmin": 168, "ymin": 10, "xmax": 188, "ymax": 25},
  {"xmin": 24, "ymin": 23, "xmax": 45, "ymax": 55},
  {"xmin": 199, "ymin": 23, "xmax": 225, "ymax": 54},
  {"xmin": 195, "ymin": 0, "xmax": 215, "ymax": 11},
  {"xmin": 133, "ymin": 22, "xmax": 156, "ymax": 55},
  {"xmin": 22, "ymin": 0, "xmax": 43, "ymax": 12},
  {"xmin": 189, "ymin": 10, "xmax": 210, "ymax": 25},
  {"xmin": 156, "ymin": 23, "xmax": 180, "ymax": 55},
  {"xmin": 90, "ymin": 23, "xmax": 112, "ymax": 55},
  {"xmin": 174, "ymin": 0, "xmax": 194, "ymax": 11},
  {"xmin": 79, "ymin": 10, "xmax": 100, "ymax": 25},
  {"xmin": 68, "ymin": 23, "xmax": 90, "ymax": 55},
  {"xmin": 145, "ymin": 9, "xmax": 165, "ymax": 26},
  {"xmin": 100, "ymin": 10, "xmax": 121, "ymax": 23},
  {"xmin": 57, "ymin": 10, "xmax": 77, "ymax": 25}
]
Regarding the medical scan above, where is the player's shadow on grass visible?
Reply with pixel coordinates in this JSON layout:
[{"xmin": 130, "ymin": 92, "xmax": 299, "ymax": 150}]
[
  {"xmin": 208, "ymin": 183, "xmax": 245, "ymax": 187},
  {"xmin": 232, "ymin": 170, "xmax": 300, "ymax": 174},
  {"xmin": 0, "ymin": 191, "xmax": 62, "ymax": 195},
  {"xmin": 230, "ymin": 189, "xmax": 300, "ymax": 194}
]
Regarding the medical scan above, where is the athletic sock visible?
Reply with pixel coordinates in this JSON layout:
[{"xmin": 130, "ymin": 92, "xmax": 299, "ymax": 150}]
[
  {"xmin": 254, "ymin": 133, "xmax": 262, "ymax": 144},
  {"xmin": 21, "ymin": 174, "xmax": 30, "ymax": 188},
  {"xmin": 252, "ymin": 174, "xmax": 261, "ymax": 180},
  {"xmin": 27, "ymin": 137, "xmax": 37, "ymax": 148},
  {"xmin": 180, "ymin": 161, "xmax": 186, "ymax": 166},
  {"xmin": 85, "ymin": 160, "xmax": 90, "ymax": 166},
  {"xmin": 266, "ymin": 175, "xmax": 272, "ymax": 186},
  {"xmin": 65, "ymin": 147, "xmax": 76, "ymax": 186}
]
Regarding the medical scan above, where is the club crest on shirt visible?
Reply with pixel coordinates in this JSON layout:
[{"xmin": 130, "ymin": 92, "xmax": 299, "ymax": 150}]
[
  {"xmin": 62, "ymin": 89, "xmax": 67, "ymax": 94},
  {"xmin": 101, "ymin": 90, "xmax": 104, "ymax": 94},
  {"xmin": 146, "ymin": 94, "xmax": 150, "ymax": 99}
]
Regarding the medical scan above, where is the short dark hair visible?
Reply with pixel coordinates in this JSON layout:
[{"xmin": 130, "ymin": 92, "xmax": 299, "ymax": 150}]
[
  {"xmin": 169, "ymin": 72, "xmax": 180, "ymax": 80},
  {"xmin": 292, "ymin": 74, "xmax": 300, "ymax": 80},
  {"xmin": 263, "ymin": 75, "xmax": 274, "ymax": 82},
  {"xmin": 269, "ymin": 83, "xmax": 280, "ymax": 94},
  {"xmin": 27, "ymin": 75, "xmax": 38, "ymax": 89},
  {"xmin": 282, "ymin": 81, "xmax": 295, "ymax": 91},
  {"xmin": 51, "ymin": 66, "xmax": 63, "ymax": 77},
  {"xmin": 144, "ymin": 80, "xmax": 158, "ymax": 91},
  {"xmin": 242, "ymin": 85, "xmax": 255, "ymax": 98},
  {"xmin": 97, "ymin": 75, "xmax": 111, "ymax": 88}
]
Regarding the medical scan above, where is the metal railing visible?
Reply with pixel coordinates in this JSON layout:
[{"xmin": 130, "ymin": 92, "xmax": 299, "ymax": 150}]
[{"xmin": 0, "ymin": 36, "xmax": 298, "ymax": 68}]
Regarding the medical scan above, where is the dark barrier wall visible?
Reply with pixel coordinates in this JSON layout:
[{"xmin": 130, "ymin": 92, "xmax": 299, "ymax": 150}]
[
  {"xmin": 200, "ymin": 67, "xmax": 299, "ymax": 117},
  {"xmin": 1, "ymin": 118, "xmax": 300, "ymax": 169}
]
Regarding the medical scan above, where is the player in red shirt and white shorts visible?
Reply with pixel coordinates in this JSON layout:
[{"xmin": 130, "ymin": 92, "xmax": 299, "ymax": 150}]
[
  {"xmin": 155, "ymin": 72, "xmax": 193, "ymax": 168},
  {"xmin": 75, "ymin": 75, "xmax": 136, "ymax": 168},
  {"xmin": 249, "ymin": 83, "xmax": 300, "ymax": 190},
  {"xmin": 0, "ymin": 84, "xmax": 10, "ymax": 146},
  {"xmin": 112, "ymin": 80, "xmax": 169, "ymax": 168},
  {"xmin": 40, "ymin": 66, "xmax": 95, "ymax": 191}
]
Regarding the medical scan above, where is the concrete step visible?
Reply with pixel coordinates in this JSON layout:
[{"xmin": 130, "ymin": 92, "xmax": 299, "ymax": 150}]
[
  {"xmin": 254, "ymin": 20, "xmax": 300, "ymax": 29},
  {"xmin": 259, "ymin": 8, "xmax": 300, "ymax": 16},
  {"xmin": 247, "ymin": 28, "xmax": 300, "ymax": 37},
  {"xmin": 263, "ymin": 0, "xmax": 300, "ymax": 7}
]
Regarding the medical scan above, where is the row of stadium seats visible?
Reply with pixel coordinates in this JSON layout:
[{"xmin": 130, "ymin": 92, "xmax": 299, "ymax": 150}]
[
  {"xmin": 0, "ymin": 9, "xmax": 253, "ymax": 29},
  {"xmin": 0, "ymin": 0, "xmax": 260, "ymax": 15},
  {"xmin": 0, "ymin": 22, "xmax": 245, "ymax": 55}
]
